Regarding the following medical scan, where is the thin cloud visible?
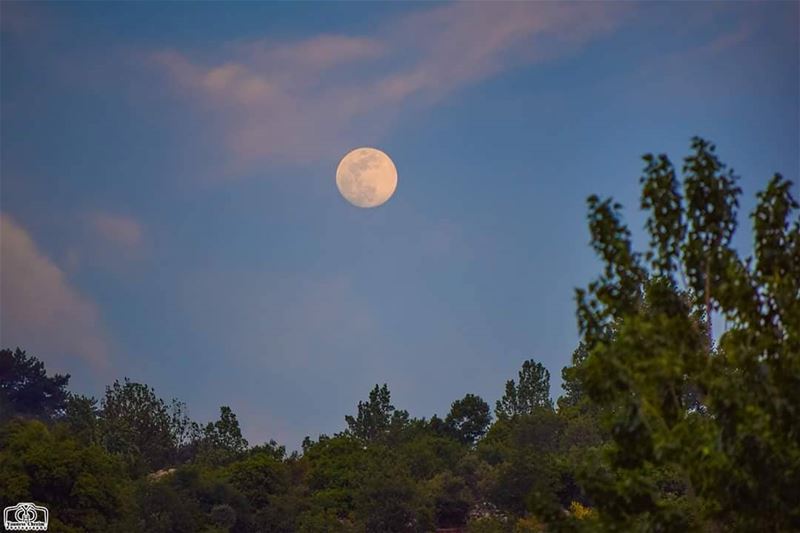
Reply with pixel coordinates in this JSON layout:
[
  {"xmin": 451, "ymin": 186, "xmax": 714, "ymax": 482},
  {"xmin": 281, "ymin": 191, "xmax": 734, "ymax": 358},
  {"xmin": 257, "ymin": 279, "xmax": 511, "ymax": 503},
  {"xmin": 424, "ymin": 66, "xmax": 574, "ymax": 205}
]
[
  {"xmin": 697, "ymin": 22, "xmax": 755, "ymax": 58},
  {"xmin": 631, "ymin": 14, "xmax": 769, "ymax": 102},
  {"xmin": 0, "ymin": 213, "xmax": 110, "ymax": 368},
  {"xmin": 152, "ymin": 2, "xmax": 633, "ymax": 169},
  {"xmin": 380, "ymin": 2, "xmax": 628, "ymax": 101},
  {"xmin": 87, "ymin": 211, "xmax": 144, "ymax": 251}
]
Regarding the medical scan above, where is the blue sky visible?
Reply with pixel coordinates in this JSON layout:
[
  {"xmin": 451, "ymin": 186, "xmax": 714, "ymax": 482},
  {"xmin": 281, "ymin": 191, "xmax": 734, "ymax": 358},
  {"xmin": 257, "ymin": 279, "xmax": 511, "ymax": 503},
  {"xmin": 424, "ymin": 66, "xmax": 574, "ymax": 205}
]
[{"xmin": 1, "ymin": 1, "xmax": 797, "ymax": 448}]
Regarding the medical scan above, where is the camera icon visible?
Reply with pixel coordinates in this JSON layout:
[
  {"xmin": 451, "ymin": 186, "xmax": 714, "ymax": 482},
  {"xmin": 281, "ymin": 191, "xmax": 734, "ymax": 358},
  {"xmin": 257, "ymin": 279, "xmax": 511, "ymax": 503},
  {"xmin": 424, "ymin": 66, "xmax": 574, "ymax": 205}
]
[{"xmin": 3, "ymin": 503, "xmax": 49, "ymax": 531}]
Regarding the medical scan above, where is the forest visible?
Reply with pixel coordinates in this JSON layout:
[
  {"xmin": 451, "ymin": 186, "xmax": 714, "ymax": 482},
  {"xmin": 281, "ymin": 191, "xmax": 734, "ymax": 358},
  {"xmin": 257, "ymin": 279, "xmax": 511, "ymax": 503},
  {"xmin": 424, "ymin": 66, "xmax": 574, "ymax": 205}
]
[{"xmin": 1, "ymin": 139, "xmax": 798, "ymax": 532}]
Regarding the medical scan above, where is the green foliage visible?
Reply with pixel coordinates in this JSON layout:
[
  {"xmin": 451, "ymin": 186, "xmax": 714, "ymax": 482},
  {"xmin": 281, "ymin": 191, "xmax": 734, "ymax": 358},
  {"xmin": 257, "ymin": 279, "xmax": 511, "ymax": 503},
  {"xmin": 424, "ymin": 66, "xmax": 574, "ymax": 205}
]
[
  {"xmin": 446, "ymin": 393, "xmax": 491, "ymax": 445},
  {"xmin": 100, "ymin": 379, "xmax": 181, "ymax": 476},
  {"xmin": 425, "ymin": 470, "xmax": 472, "ymax": 528},
  {"xmin": 398, "ymin": 430, "xmax": 463, "ymax": 481},
  {"xmin": 495, "ymin": 360, "xmax": 553, "ymax": 420},
  {"xmin": 64, "ymin": 394, "xmax": 100, "ymax": 445},
  {"xmin": 196, "ymin": 406, "xmax": 249, "ymax": 466},
  {"xmin": 297, "ymin": 506, "xmax": 357, "ymax": 533},
  {"xmin": 0, "ymin": 348, "xmax": 70, "ymax": 421},
  {"xmin": 353, "ymin": 448, "xmax": 433, "ymax": 533},
  {"xmin": 513, "ymin": 515, "xmax": 546, "ymax": 532},
  {"xmin": 576, "ymin": 138, "xmax": 799, "ymax": 531},
  {"xmin": 345, "ymin": 384, "xmax": 409, "ymax": 443},
  {"xmin": 489, "ymin": 412, "xmax": 564, "ymax": 517},
  {"xmin": 228, "ymin": 450, "xmax": 288, "ymax": 506},
  {"xmin": 136, "ymin": 465, "xmax": 248, "ymax": 533},
  {"xmin": 557, "ymin": 344, "xmax": 588, "ymax": 411},
  {"xmin": 467, "ymin": 514, "xmax": 512, "ymax": 533},
  {"xmin": 0, "ymin": 419, "xmax": 133, "ymax": 532},
  {"xmin": 209, "ymin": 504, "xmax": 237, "ymax": 530},
  {"xmin": 227, "ymin": 449, "xmax": 296, "ymax": 531},
  {"xmin": 304, "ymin": 433, "xmax": 364, "ymax": 497},
  {"xmin": 249, "ymin": 439, "xmax": 287, "ymax": 461}
]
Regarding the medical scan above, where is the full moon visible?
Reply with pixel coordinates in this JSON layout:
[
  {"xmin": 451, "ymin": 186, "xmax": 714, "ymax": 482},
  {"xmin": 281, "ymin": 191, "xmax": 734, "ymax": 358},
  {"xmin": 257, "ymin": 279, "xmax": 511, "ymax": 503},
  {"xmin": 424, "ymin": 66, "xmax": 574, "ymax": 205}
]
[{"xmin": 336, "ymin": 147, "xmax": 398, "ymax": 208}]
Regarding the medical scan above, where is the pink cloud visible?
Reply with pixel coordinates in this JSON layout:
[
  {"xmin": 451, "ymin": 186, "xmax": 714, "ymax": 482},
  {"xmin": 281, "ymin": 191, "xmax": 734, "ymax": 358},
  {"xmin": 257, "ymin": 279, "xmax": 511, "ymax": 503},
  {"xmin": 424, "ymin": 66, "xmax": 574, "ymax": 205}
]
[
  {"xmin": 0, "ymin": 213, "xmax": 110, "ymax": 368},
  {"xmin": 381, "ymin": 2, "xmax": 627, "ymax": 100},
  {"xmin": 243, "ymin": 34, "xmax": 384, "ymax": 73},
  {"xmin": 87, "ymin": 211, "xmax": 144, "ymax": 250},
  {"xmin": 631, "ymin": 17, "xmax": 761, "ymax": 100},
  {"xmin": 698, "ymin": 22, "xmax": 755, "ymax": 57},
  {"xmin": 151, "ymin": 2, "xmax": 632, "ymax": 169}
]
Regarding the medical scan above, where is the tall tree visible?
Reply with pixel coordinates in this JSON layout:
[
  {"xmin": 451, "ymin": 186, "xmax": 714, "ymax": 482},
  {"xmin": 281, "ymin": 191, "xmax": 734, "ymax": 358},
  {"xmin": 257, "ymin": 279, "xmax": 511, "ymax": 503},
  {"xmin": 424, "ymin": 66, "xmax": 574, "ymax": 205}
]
[
  {"xmin": 0, "ymin": 348, "xmax": 70, "ymax": 421},
  {"xmin": 345, "ymin": 384, "xmax": 409, "ymax": 443},
  {"xmin": 100, "ymin": 378, "xmax": 178, "ymax": 475},
  {"xmin": 445, "ymin": 393, "xmax": 491, "ymax": 445},
  {"xmin": 196, "ymin": 405, "xmax": 249, "ymax": 465},
  {"xmin": 495, "ymin": 359, "xmax": 553, "ymax": 420},
  {"xmin": 575, "ymin": 138, "xmax": 800, "ymax": 531},
  {"xmin": 64, "ymin": 393, "xmax": 100, "ymax": 445},
  {"xmin": 558, "ymin": 344, "xmax": 589, "ymax": 410}
]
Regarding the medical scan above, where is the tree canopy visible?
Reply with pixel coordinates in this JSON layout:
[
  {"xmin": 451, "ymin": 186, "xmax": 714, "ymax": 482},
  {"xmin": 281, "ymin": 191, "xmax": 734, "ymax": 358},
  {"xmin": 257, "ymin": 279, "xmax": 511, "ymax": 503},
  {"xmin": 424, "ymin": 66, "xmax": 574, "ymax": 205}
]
[
  {"xmin": 0, "ymin": 348, "xmax": 70, "ymax": 421},
  {"xmin": 575, "ymin": 138, "xmax": 799, "ymax": 531}
]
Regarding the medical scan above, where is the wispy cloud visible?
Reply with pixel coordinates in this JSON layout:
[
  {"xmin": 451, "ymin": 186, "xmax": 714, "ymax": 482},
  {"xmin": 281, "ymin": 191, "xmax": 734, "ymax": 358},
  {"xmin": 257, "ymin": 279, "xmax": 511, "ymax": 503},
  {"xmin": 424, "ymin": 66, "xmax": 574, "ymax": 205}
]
[
  {"xmin": 0, "ymin": 213, "xmax": 110, "ymax": 368},
  {"xmin": 87, "ymin": 211, "xmax": 144, "ymax": 251},
  {"xmin": 700, "ymin": 22, "xmax": 755, "ymax": 57},
  {"xmin": 631, "ymin": 11, "xmax": 773, "ymax": 103},
  {"xmin": 152, "ymin": 2, "xmax": 632, "ymax": 169}
]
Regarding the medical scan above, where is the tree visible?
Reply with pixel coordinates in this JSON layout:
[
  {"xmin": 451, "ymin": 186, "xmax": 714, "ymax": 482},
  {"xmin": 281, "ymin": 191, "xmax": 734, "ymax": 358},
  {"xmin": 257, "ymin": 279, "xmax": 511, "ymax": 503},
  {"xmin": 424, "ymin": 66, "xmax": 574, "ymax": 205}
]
[
  {"xmin": 249, "ymin": 439, "xmax": 287, "ymax": 462},
  {"xmin": 446, "ymin": 394, "xmax": 491, "ymax": 445},
  {"xmin": 170, "ymin": 399, "xmax": 201, "ymax": 464},
  {"xmin": 136, "ymin": 464, "xmax": 249, "ymax": 533},
  {"xmin": 495, "ymin": 360, "xmax": 553, "ymax": 420},
  {"xmin": 0, "ymin": 348, "xmax": 70, "ymax": 421},
  {"xmin": 484, "ymin": 409, "xmax": 565, "ymax": 519},
  {"xmin": 345, "ymin": 384, "xmax": 409, "ymax": 443},
  {"xmin": 0, "ymin": 419, "xmax": 134, "ymax": 531},
  {"xmin": 228, "ymin": 449, "xmax": 292, "ymax": 531},
  {"xmin": 426, "ymin": 470, "xmax": 473, "ymax": 529},
  {"xmin": 64, "ymin": 394, "xmax": 100, "ymax": 445},
  {"xmin": 100, "ymin": 379, "xmax": 179, "ymax": 475},
  {"xmin": 575, "ymin": 138, "xmax": 800, "ymax": 530},
  {"xmin": 196, "ymin": 406, "xmax": 248, "ymax": 466},
  {"xmin": 557, "ymin": 344, "xmax": 588, "ymax": 411},
  {"xmin": 353, "ymin": 450, "xmax": 432, "ymax": 533},
  {"xmin": 302, "ymin": 433, "xmax": 365, "ymax": 525},
  {"xmin": 397, "ymin": 428, "xmax": 464, "ymax": 481}
]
